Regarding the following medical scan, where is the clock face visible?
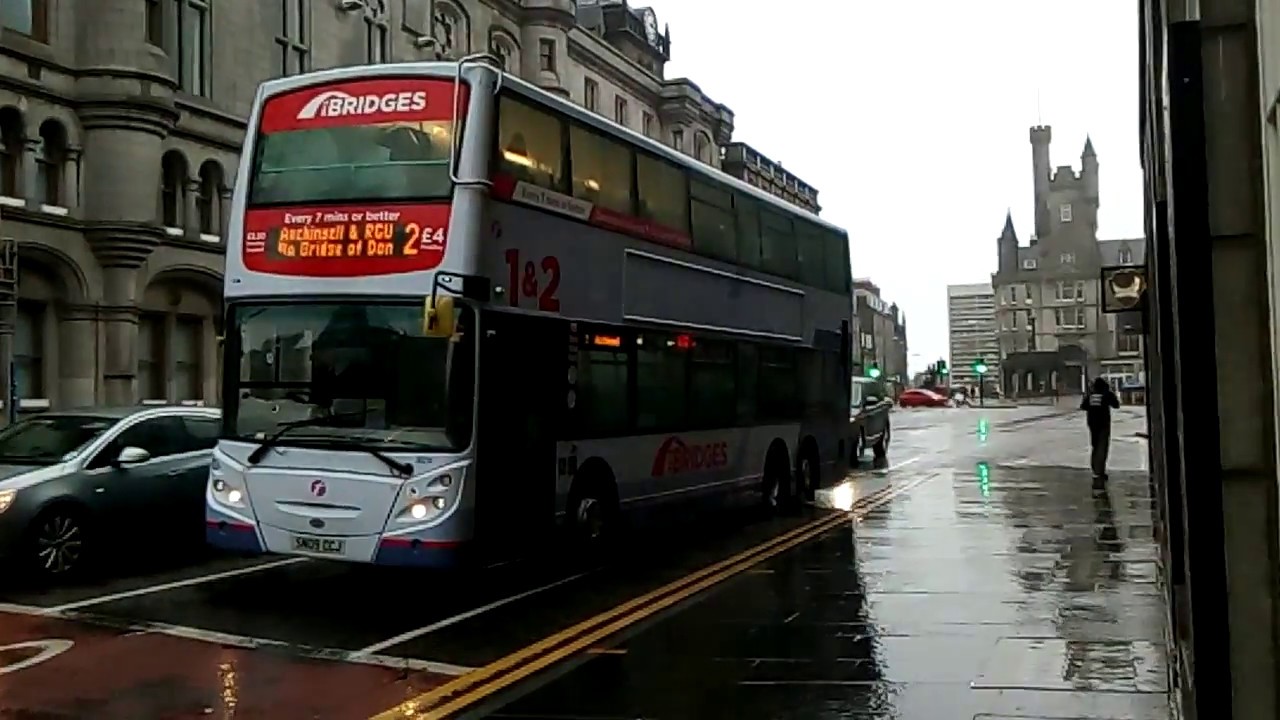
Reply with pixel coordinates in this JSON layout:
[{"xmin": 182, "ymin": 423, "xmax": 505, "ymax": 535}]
[{"xmin": 644, "ymin": 10, "xmax": 657, "ymax": 42}]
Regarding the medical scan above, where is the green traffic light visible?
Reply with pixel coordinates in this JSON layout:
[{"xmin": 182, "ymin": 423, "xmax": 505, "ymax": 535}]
[
  {"xmin": 973, "ymin": 362, "xmax": 988, "ymax": 375},
  {"xmin": 939, "ymin": 368, "xmax": 949, "ymax": 375},
  {"xmin": 868, "ymin": 366, "xmax": 882, "ymax": 379}
]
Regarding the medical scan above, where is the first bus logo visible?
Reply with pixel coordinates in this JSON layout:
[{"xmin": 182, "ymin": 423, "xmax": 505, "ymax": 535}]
[
  {"xmin": 295, "ymin": 90, "xmax": 428, "ymax": 120},
  {"xmin": 651, "ymin": 436, "xmax": 729, "ymax": 477}
]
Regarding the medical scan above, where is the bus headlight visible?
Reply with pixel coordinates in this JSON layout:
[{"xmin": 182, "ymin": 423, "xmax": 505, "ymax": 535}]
[
  {"xmin": 0, "ymin": 489, "xmax": 14, "ymax": 514},
  {"xmin": 211, "ymin": 477, "xmax": 246, "ymax": 508}
]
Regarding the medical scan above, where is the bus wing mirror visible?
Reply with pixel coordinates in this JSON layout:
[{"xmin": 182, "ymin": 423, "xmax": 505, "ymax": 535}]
[{"xmin": 423, "ymin": 295, "xmax": 456, "ymax": 338}]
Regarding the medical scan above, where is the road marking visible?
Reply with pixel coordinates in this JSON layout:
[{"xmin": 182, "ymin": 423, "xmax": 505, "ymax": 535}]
[
  {"xmin": 850, "ymin": 455, "xmax": 920, "ymax": 476},
  {"xmin": 0, "ymin": 639, "xmax": 74, "ymax": 674},
  {"xmin": 44, "ymin": 557, "xmax": 307, "ymax": 613},
  {"xmin": 351, "ymin": 571, "xmax": 592, "ymax": 657},
  {"xmin": 371, "ymin": 473, "xmax": 934, "ymax": 720},
  {"xmin": 0, "ymin": 604, "xmax": 471, "ymax": 676}
]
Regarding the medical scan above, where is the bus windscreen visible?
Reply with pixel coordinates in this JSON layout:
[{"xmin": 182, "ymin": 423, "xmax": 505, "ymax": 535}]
[{"xmin": 249, "ymin": 77, "xmax": 468, "ymax": 207}]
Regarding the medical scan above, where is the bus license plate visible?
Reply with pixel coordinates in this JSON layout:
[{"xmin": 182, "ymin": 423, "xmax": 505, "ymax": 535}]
[{"xmin": 292, "ymin": 535, "xmax": 344, "ymax": 555}]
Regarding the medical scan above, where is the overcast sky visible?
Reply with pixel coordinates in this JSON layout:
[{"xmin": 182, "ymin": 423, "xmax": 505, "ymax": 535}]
[{"xmin": 643, "ymin": 0, "xmax": 1145, "ymax": 373}]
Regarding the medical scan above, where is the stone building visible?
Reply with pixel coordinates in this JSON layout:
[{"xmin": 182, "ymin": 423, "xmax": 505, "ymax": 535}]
[
  {"xmin": 720, "ymin": 141, "xmax": 821, "ymax": 214},
  {"xmin": 0, "ymin": 0, "xmax": 733, "ymax": 412},
  {"xmin": 852, "ymin": 278, "xmax": 908, "ymax": 387},
  {"xmin": 992, "ymin": 125, "xmax": 1144, "ymax": 397}
]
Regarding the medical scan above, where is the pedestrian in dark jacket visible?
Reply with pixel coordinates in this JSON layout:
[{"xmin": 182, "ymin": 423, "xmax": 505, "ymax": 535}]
[{"xmin": 1080, "ymin": 377, "xmax": 1121, "ymax": 480}]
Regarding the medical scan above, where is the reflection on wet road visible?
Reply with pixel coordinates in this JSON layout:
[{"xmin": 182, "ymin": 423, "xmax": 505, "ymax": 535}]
[
  {"xmin": 0, "ymin": 404, "xmax": 1167, "ymax": 719},
  {"xmin": 494, "ymin": 405, "xmax": 1168, "ymax": 719}
]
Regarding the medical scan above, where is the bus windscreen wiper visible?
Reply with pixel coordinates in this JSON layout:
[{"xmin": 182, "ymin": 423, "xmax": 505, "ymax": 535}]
[{"xmin": 245, "ymin": 412, "xmax": 415, "ymax": 477}]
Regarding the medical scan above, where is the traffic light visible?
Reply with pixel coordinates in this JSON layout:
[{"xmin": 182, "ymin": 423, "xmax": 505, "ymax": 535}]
[
  {"xmin": 867, "ymin": 364, "xmax": 882, "ymax": 379},
  {"xmin": 938, "ymin": 359, "xmax": 949, "ymax": 376},
  {"xmin": 972, "ymin": 358, "xmax": 989, "ymax": 376}
]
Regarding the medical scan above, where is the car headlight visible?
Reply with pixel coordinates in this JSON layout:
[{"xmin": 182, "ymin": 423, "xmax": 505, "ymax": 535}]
[{"xmin": 0, "ymin": 489, "xmax": 15, "ymax": 514}]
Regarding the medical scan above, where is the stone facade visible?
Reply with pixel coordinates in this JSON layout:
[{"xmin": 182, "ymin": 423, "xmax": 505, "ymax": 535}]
[
  {"xmin": 852, "ymin": 278, "xmax": 907, "ymax": 387},
  {"xmin": 0, "ymin": 0, "xmax": 733, "ymax": 412},
  {"xmin": 720, "ymin": 142, "xmax": 821, "ymax": 214},
  {"xmin": 992, "ymin": 126, "xmax": 1145, "ymax": 397}
]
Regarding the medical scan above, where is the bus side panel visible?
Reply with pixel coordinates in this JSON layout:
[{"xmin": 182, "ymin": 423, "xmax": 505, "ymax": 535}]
[
  {"xmin": 554, "ymin": 424, "xmax": 800, "ymax": 517},
  {"xmin": 473, "ymin": 309, "xmax": 568, "ymax": 560}
]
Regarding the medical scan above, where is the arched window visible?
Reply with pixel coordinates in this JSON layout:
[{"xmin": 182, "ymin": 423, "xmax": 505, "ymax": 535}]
[
  {"xmin": 197, "ymin": 160, "xmax": 223, "ymax": 235},
  {"xmin": 160, "ymin": 150, "xmax": 188, "ymax": 228},
  {"xmin": 694, "ymin": 132, "xmax": 711, "ymax": 164},
  {"xmin": 0, "ymin": 108, "xmax": 22, "ymax": 197},
  {"xmin": 36, "ymin": 120, "xmax": 66, "ymax": 206}
]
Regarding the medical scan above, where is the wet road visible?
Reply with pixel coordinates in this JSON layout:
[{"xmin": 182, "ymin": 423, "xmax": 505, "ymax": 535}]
[{"xmin": 0, "ymin": 403, "xmax": 1166, "ymax": 719}]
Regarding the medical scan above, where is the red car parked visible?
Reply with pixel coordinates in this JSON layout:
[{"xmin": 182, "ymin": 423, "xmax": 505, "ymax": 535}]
[{"xmin": 898, "ymin": 388, "xmax": 950, "ymax": 408}]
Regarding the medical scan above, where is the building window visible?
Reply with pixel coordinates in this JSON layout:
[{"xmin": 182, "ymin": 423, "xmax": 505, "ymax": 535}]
[
  {"xmin": 1060, "ymin": 203, "xmax": 1072, "ymax": 222},
  {"xmin": 0, "ymin": 107, "xmax": 19, "ymax": 197},
  {"xmin": 614, "ymin": 95, "xmax": 628, "ymax": 126},
  {"xmin": 197, "ymin": 160, "xmax": 223, "ymax": 235},
  {"xmin": 14, "ymin": 302, "xmax": 43, "ymax": 399},
  {"xmin": 160, "ymin": 150, "xmax": 188, "ymax": 228},
  {"xmin": 174, "ymin": 316, "xmax": 202, "ymax": 401},
  {"xmin": 538, "ymin": 38, "xmax": 555, "ymax": 72},
  {"xmin": 583, "ymin": 78, "xmax": 598, "ymax": 112},
  {"xmin": 1119, "ymin": 247, "xmax": 1133, "ymax": 264},
  {"xmin": 137, "ymin": 313, "xmax": 166, "ymax": 401},
  {"xmin": 1055, "ymin": 307, "xmax": 1085, "ymax": 329},
  {"xmin": 365, "ymin": 0, "xmax": 389, "ymax": 63},
  {"xmin": 694, "ymin": 132, "xmax": 711, "ymax": 163},
  {"xmin": 1, "ymin": 0, "xmax": 47, "ymax": 41},
  {"xmin": 672, "ymin": 128, "xmax": 684, "ymax": 152},
  {"xmin": 172, "ymin": 0, "xmax": 212, "ymax": 96},
  {"xmin": 146, "ymin": 0, "xmax": 164, "ymax": 45},
  {"xmin": 1021, "ymin": 258, "xmax": 1037, "ymax": 270},
  {"xmin": 642, "ymin": 112, "xmax": 654, "ymax": 137},
  {"xmin": 276, "ymin": 0, "xmax": 309, "ymax": 75},
  {"xmin": 1117, "ymin": 332, "xmax": 1141, "ymax": 354},
  {"xmin": 35, "ymin": 120, "xmax": 65, "ymax": 207},
  {"xmin": 1060, "ymin": 252, "xmax": 1075, "ymax": 265}
]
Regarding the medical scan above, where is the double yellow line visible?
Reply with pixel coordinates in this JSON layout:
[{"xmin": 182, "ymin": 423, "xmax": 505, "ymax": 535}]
[{"xmin": 372, "ymin": 473, "xmax": 932, "ymax": 720}]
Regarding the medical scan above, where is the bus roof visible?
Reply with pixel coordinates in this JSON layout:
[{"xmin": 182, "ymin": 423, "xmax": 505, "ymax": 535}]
[{"xmin": 249, "ymin": 61, "xmax": 848, "ymax": 237}]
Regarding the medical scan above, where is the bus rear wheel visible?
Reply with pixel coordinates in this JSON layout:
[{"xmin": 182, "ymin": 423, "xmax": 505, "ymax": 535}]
[{"xmin": 761, "ymin": 450, "xmax": 794, "ymax": 513}]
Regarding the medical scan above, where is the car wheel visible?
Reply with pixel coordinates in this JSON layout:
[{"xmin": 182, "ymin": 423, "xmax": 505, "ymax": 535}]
[{"xmin": 26, "ymin": 505, "xmax": 90, "ymax": 579}]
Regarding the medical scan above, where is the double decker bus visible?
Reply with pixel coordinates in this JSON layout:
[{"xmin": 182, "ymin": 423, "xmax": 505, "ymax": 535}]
[{"xmin": 206, "ymin": 56, "xmax": 858, "ymax": 568}]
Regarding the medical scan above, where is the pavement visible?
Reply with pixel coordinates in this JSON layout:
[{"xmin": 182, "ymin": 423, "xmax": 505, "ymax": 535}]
[{"xmin": 0, "ymin": 404, "xmax": 1166, "ymax": 719}]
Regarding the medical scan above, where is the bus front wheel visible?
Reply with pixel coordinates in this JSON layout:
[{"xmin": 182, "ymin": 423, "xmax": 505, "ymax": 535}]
[{"xmin": 567, "ymin": 474, "xmax": 619, "ymax": 553}]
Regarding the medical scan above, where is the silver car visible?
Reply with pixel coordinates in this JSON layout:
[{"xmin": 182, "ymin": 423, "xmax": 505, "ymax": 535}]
[{"xmin": 0, "ymin": 405, "xmax": 221, "ymax": 578}]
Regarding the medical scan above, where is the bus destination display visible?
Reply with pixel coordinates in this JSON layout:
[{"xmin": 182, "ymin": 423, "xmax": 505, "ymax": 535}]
[{"xmin": 242, "ymin": 203, "xmax": 450, "ymax": 276}]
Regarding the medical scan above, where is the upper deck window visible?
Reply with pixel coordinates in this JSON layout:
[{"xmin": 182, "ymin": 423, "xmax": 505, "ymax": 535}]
[{"xmin": 249, "ymin": 77, "xmax": 466, "ymax": 206}]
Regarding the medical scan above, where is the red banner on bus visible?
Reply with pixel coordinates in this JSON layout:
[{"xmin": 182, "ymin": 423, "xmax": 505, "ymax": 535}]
[
  {"xmin": 242, "ymin": 203, "xmax": 450, "ymax": 277},
  {"xmin": 258, "ymin": 78, "xmax": 467, "ymax": 133}
]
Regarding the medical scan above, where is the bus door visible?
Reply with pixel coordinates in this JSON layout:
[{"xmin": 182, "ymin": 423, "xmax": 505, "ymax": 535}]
[{"xmin": 475, "ymin": 309, "xmax": 564, "ymax": 560}]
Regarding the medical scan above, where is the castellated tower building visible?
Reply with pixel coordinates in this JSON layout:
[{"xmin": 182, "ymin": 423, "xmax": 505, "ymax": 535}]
[{"xmin": 990, "ymin": 126, "xmax": 1145, "ymax": 398}]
